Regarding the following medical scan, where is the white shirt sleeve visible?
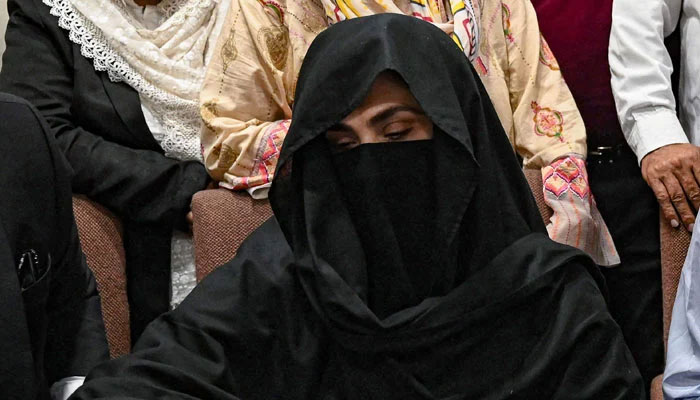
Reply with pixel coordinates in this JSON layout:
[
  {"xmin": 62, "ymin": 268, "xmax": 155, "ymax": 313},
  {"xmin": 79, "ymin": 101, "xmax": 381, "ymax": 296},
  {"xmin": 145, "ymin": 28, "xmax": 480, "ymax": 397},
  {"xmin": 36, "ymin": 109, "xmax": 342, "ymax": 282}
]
[
  {"xmin": 50, "ymin": 376, "xmax": 85, "ymax": 400},
  {"xmin": 664, "ymin": 219, "xmax": 700, "ymax": 400},
  {"xmin": 609, "ymin": 0, "xmax": 689, "ymax": 164}
]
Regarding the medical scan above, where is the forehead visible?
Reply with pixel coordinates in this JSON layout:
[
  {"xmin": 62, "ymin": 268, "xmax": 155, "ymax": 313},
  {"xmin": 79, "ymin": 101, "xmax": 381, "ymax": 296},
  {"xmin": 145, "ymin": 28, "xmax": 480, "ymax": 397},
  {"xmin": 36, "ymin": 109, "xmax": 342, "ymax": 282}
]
[{"xmin": 347, "ymin": 71, "xmax": 423, "ymax": 116}]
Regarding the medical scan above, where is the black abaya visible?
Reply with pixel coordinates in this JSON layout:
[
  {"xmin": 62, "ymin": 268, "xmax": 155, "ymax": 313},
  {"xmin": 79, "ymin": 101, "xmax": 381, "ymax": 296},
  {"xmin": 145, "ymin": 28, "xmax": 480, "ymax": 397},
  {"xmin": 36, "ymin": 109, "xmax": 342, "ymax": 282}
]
[{"xmin": 74, "ymin": 14, "xmax": 644, "ymax": 400}]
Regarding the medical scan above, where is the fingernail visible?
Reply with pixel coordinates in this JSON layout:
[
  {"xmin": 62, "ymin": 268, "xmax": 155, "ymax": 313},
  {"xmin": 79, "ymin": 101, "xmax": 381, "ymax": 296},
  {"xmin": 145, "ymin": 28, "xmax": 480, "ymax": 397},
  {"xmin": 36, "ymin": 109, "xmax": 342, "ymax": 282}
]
[
  {"xmin": 671, "ymin": 219, "xmax": 680, "ymax": 228},
  {"xmin": 689, "ymin": 223, "xmax": 695, "ymax": 232}
]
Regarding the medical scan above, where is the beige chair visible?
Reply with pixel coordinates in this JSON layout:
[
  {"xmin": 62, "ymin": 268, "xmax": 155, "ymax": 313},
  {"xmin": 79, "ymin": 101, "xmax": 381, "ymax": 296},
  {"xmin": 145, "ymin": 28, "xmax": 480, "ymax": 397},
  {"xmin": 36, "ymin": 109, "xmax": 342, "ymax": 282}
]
[
  {"xmin": 650, "ymin": 214, "xmax": 691, "ymax": 400},
  {"xmin": 72, "ymin": 196, "xmax": 131, "ymax": 358}
]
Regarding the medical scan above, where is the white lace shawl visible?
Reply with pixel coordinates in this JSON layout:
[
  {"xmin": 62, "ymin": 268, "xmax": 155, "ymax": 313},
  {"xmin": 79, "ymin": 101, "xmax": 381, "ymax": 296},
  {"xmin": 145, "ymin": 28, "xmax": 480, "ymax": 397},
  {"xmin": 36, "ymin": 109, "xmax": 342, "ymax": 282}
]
[{"xmin": 43, "ymin": 0, "xmax": 223, "ymax": 161}]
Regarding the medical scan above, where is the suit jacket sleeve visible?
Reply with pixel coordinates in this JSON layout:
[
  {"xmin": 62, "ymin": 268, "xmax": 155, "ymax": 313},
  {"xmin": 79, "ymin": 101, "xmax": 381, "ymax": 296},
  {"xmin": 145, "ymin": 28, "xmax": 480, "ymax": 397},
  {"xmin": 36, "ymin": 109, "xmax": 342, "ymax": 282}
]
[
  {"xmin": 0, "ymin": 0, "xmax": 209, "ymax": 228},
  {"xmin": 14, "ymin": 97, "xmax": 111, "ymax": 383}
]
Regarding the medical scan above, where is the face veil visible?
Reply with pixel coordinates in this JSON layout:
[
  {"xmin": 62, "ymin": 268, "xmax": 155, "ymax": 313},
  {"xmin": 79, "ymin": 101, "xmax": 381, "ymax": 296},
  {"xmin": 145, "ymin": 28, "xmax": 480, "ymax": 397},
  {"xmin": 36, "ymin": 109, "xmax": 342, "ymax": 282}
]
[{"xmin": 270, "ymin": 13, "xmax": 547, "ymax": 324}]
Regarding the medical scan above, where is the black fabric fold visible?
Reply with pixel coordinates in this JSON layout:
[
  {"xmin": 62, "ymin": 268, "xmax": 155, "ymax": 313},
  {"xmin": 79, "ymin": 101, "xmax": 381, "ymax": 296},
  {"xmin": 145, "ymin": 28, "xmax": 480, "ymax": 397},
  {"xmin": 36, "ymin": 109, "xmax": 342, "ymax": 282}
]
[
  {"xmin": 75, "ymin": 14, "xmax": 644, "ymax": 400},
  {"xmin": 331, "ymin": 140, "xmax": 437, "ymax": 318}
]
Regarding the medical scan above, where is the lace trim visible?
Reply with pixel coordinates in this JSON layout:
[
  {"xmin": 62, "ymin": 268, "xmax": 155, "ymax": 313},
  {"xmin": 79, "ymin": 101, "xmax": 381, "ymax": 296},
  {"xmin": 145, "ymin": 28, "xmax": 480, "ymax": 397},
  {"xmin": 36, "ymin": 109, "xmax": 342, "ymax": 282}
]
[
  {"xmin": 43, "ymin": 0, "xmax": 205, "ymax": 161},
  {"xmin": 159, "ymin": 0, "xmax": 191, "ymax": 18},
  {"xmin": 159, "ymin": 0, "xmax": 214, "ymax": 23}
]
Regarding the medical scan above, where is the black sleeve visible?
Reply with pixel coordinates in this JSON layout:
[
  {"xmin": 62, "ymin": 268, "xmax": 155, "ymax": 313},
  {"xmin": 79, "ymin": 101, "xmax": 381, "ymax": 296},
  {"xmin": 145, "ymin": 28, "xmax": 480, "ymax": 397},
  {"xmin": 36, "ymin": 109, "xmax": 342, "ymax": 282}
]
[
  {"xmin": 11, "ymin": 96, "xmax": 111, "ymax": 382},
  {"xmin": 72, "ymin": 220, "xmax": 297, "ymax": 399},
  {"xmin": 0, "ymin": 0, "xmax": 209, "ymax": 228}
]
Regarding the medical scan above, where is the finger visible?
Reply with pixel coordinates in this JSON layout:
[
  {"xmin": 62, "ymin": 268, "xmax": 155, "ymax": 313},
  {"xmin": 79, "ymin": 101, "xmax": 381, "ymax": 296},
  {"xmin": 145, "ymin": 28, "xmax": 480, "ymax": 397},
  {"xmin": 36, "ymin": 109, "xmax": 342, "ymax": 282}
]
[
  {"xmin": 186, "ymin": 211, "xmax": 194, "ymax": 224},
  {"xmin": 661, "ymin": 174, "xmax": 696, "ymax": 229},
  {"xmin": 648, "ymin": 178, "xmax": 680, "ymax": 228},
  {"xmin": 675, "ymin": 167, "xmax": 700, "ymax": 212}
]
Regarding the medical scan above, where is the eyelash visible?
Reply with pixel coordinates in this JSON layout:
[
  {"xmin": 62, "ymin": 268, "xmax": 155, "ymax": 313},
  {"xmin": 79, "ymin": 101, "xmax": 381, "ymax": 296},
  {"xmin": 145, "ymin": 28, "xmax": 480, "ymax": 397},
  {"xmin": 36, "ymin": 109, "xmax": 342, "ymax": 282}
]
[
  {"xmin": 385, "ymin": 128, "xmax": 411, "ymax": 140},
  {"xmin": 336, "ymin": 139, "xmax": 357, "ymax": 148}
]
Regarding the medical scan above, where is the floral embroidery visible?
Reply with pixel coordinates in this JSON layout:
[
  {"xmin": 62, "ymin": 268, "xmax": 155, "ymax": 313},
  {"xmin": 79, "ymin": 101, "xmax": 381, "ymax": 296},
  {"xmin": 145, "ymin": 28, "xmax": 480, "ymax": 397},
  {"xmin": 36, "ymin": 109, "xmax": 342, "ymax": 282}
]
[
  {"xmin": 220, "ymin": 28, "xmax": 238, "ymax": 74},
  {"xmin": 257, "ymin": 0, "xmax": 289, "ymax": 71},
  {"xmin": 542, "ymin": 157, "xmax": 589, "ymax": 199},
  {"xmin": 200, "ymin": 99, "xmax": 219, "ymax": 132},
  {"xmin": 531, "ymin": 101, "xmax": 565, "ymax": 142},
  {"xmin": 229, "ymin": 120, "xmax": 289, "ymax": 190},
  {"xmin": 501, "ymin": 3, "xmax": 514, "ymax": 43},
  {"xmin": 259, "ymin": 25, "xmax": 290, "ymax": 70},
  {"xmin": 538, "ymin": 34, "xmax": 560, "ymax": 71},
  {"xmin": 259, "ymin": 0, "xmax": 285, "ymax": 22},
  {"xmin": 217, "ymin": 143, "xmax": 239, "ymax": 170}
]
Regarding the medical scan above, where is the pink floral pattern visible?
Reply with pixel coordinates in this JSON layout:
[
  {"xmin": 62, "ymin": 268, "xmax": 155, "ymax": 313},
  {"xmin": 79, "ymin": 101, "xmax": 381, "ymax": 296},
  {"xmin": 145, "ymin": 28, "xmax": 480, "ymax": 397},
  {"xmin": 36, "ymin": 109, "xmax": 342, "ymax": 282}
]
[
  {"xmin": 502, "ymin": 3, "xmax": 514, "ymax": 43},
  {"xmin": 538, "ymin": 34, "xmax": 560, "ymax": 71},
  {"xmin": 228, "ymin": 120, "xmax": 289, "ymax": 190},
  {"xmin": 531, "ymin": 101, "xmax": 565, "ymax": 142},
  {"xmin": 542, "ymin": 156, "xmax": 589, "ymax": 199}
]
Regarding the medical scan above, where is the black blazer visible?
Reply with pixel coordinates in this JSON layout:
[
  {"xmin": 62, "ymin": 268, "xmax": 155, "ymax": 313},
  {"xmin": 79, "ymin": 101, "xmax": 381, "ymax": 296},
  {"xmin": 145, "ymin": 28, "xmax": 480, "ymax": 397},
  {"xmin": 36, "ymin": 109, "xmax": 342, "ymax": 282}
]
[
  {"xmin": 0, "ymin": 0, "xmax": 209, "ymax": 228},
  {"xmin": 0, "ymin": 94, "xmax": 109, "ymax": 400},
  {"xmin": 0, "ymin": 0, "xmax": 212, "ymax": 338}
]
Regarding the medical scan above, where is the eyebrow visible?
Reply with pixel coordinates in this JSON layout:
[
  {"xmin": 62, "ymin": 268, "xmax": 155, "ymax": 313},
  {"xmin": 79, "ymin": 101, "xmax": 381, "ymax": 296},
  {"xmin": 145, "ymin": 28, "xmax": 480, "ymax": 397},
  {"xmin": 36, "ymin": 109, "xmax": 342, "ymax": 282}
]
[
  {"xmin": 369, "ymin": 105, "xmax": 425, "ymax": 126},
  {"xmin": 327, "ymin": 105, "xmax": 425, "ymax": 133}
]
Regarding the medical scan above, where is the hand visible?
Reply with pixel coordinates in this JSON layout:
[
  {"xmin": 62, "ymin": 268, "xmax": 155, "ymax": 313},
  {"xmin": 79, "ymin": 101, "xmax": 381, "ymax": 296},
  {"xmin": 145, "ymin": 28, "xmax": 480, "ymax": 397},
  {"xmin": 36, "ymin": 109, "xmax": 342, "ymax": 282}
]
[
  {"xmin": 641, "ymin": 143, "xmax": 700, "ymax": 231},
  {"xmin": 186, "ymin": 181, "xmax": 218, "ymax": 231},
  {"xmin": 186, "ymin": 211, "xmax": 194, "ymax": 232}
]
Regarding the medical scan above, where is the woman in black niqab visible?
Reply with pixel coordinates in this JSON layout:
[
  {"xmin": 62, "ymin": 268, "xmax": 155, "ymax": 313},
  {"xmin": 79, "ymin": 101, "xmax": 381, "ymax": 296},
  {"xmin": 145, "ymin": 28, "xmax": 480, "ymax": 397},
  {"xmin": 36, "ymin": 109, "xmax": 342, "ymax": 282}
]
[{"xmin": 74, "ymin": 14, "xmax": 644, "ymax": 400}]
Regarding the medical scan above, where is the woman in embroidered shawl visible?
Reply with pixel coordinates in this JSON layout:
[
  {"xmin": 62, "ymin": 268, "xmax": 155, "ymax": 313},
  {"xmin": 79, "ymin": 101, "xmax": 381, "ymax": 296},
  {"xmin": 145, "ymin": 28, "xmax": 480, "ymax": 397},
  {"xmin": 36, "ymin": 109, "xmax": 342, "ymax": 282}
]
[
  {"xmin": 0, "ymin": 0, "xmax": 229, "ymax": 342},
  {"xmin": 73, "ymin": 15, "xmax": 643, "ymax": 399},
  {"xmin": 200, "ymin": 0, "xmax": 619, "ymax": 266}
]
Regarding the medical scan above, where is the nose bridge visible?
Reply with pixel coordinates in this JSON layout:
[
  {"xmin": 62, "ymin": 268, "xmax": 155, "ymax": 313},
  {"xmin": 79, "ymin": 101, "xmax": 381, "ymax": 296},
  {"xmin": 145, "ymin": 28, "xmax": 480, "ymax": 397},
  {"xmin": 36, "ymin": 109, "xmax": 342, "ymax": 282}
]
[{"xmin": 356, "ymin": 124, "xmax": 380, "ymax": 145}]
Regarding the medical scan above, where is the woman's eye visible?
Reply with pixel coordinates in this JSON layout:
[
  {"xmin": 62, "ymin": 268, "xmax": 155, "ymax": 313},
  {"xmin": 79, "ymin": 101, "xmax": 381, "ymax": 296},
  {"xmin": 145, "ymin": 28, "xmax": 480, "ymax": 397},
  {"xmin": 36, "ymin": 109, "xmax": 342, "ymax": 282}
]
[
  {"xmin": 385, "ymin": 129, "xmax": 411, "ymax": 141},
  {"xmin": 330, "ymin": 140, "xmax": 357, "ymax": 153}
]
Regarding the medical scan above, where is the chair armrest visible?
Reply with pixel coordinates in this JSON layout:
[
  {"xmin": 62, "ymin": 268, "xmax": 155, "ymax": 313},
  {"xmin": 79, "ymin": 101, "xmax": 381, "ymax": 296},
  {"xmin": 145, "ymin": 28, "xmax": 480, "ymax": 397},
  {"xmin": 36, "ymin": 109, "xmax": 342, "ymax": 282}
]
[
  {"xmin": 650, "ymin": 374, "xmax": 663, "ymax": 400},
  {"xmin": 523, "ymin": 168, "xmax": 553, "ymax": 225},
  {"xmin": 72, "ymin": 195, "xmax": 130, "ymax": 358},
  {"xmin": 191, "ymin": 189, "xmax": 272, "ymax": 282}
]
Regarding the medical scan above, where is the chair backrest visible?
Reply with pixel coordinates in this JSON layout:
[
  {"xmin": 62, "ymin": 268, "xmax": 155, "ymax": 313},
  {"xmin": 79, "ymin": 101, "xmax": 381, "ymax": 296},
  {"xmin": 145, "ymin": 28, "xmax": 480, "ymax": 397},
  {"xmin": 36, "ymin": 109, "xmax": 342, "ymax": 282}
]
[
  {"xmin": 650, "ymin": 210, "xmax": 691, "ymax": 400},
  {"xmin": 523, "ymin": 168, "xmax": 552, "ymax": 224},
  {"xmin": 659, "ymin": 213, "xmax": 691, "ymax": 348},
  {"xmin": 72, "ymin": 195, "xmax": 131, "ymax": 358},
  {"xmin": 191, "ymin": 189, "xmax": 273, "ymax": 282}
]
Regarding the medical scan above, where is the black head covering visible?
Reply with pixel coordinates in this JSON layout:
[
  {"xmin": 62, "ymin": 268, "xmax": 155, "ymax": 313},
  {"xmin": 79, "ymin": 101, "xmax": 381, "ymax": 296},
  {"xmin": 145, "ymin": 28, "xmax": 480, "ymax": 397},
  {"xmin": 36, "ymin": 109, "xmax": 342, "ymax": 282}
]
[
  {"xmin": 270, "ymin": 13, "xmax": 545, "ymax": 325},
  {"xmin": 72, "ymin": 15, "xmax": 644, "ymax": 399},
  {"xmin": 264, "ymin": 17, "xmax": 646, "ymax": 398}
]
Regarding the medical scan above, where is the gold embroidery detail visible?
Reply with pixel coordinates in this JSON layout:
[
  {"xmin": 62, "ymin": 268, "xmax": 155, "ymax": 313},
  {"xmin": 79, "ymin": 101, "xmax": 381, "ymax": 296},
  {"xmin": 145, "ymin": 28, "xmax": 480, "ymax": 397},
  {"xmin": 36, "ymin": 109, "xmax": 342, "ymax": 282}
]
[
  {"xmin": 221, "ymin": 29, "xmax": 238, "ymax": 74},
  {"xmin": 218, "ymin": 143, "xmax": 239, "ymax": 170},
  {"xmin": 200, "ymin": 100, "xmax": 220, "ymax": 133},
  {"xmin": 259, "ymin": 26, "xmax": 290, "ymax": 71}
]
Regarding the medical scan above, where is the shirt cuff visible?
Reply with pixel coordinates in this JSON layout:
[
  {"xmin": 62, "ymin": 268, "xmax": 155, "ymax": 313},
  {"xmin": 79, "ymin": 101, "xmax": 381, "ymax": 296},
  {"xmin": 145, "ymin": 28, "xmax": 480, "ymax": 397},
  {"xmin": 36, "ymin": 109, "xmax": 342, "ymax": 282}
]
[
  {"xmin": 246, "ymin": 182, "xmax": 271, "ymax": 200},
  {"xmin": 628, "ymin": 108, "xmax": 689, "ymax": 164},
  {"xmin": 50, "ymin": 376, "xmax": 85, "ymax": 400}
]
